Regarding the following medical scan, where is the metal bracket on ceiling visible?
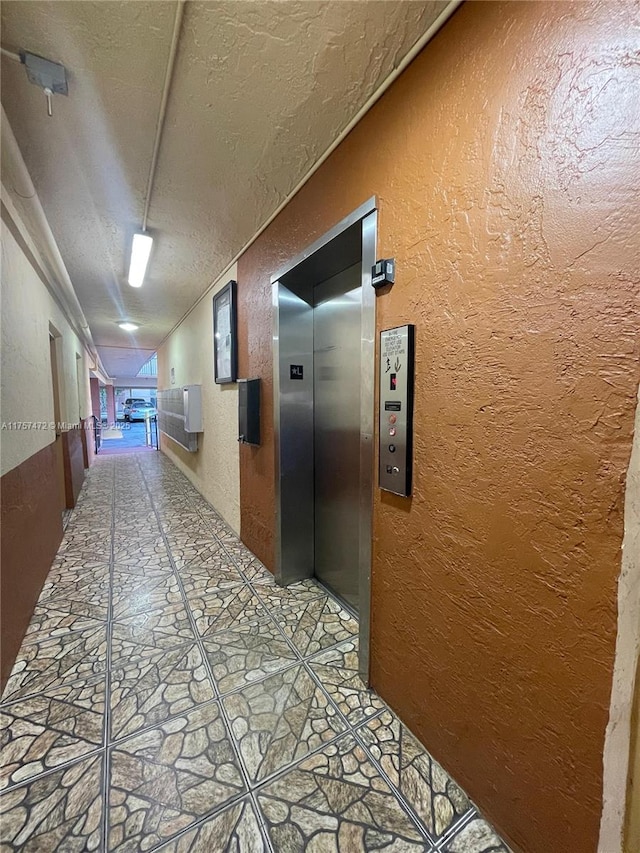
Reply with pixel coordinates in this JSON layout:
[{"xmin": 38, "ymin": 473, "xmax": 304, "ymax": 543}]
[{"xmin": 20, "ymin": 50, "xmax": 69, "ymax": 117}]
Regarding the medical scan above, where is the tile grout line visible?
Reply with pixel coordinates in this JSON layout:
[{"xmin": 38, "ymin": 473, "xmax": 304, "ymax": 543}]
[
  {"xmin": 10, "ymin": 467, "xmax": 300, "ymax": 790},
  {"xmin": 301, "ymin": 654, "xmax": 387, "ymax": 734},
  {"xmin": 185, "ymin": 502, "xmax": 414, "ymax": 819},
  {"xmin": 145, "ymin": 789, "xmax": 260, "ymax": 853},
  {"xmin": 101, "ymin": 456, "xmax": 117, "ymax": 852},
  {"xmin": 136, "ymin": 456, "xmax": 277, "ymax": 851},
  {"xmin": 348, "ymin": 698, "xmax": 481, "ymax": 851},
  {"xmin": 136, "ymin": 456, "xmax": 365, "ymax": 851},
  {"xmin": 0, "ymin": 744, "xmax": 107, "ymax": 796},
  {"xmin": 434, "ymin": 808, "xmax": 483, "ymax": 851},
  {"xmin": 248, "ymin": 726, "xmax": 353, "ymax": 795},
  {"xmin": 138, "ymin": 459, "xmax": 257, "ymax": 795},
  {"xmin": 58, "ymin": 456, "xmax": 114, "ymax": 851},
  {"xmin": 0, "ymin": 651, "xmax": 109, "ymax": 710},
  {"xmin": 160, "ymin": 478, "xmax": 365, "ymax": 682},
  {"xmin": 351, "ymin": 720, "xmax": 437, "ymax": 846},
  {"xmin": 0, "ymin": 540, "xmax": 113, "ymax": 711},
  {"xmin": 214, "ymin": 528, "xmax": 362, "ymax": 671},
  {"xmin": 231, "ymin": 543, "xmax": 476, "ymax": 847},
  {"xmin": 106, "ymin": 611, "xmax": 359, "ymax": 728},
  {"xmin": 249, "ymin": 790, "xmax": 275, "ymax": 853},
  {"xmin": 108, "ymin": 693, "xmax": 220, "ymax": 750},
  {"xmin": 0, "ymin": 588, "xmax": 347, "ymax": 711},
  {"xmin": 300, "ymin": 657, "xmax": 434, "ymax": 844}
]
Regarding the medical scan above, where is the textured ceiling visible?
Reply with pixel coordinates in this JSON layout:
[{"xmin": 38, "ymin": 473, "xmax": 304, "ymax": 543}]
[{"xmin": 1, "ymin": 0, "xmax": 449, "ymax": 377}]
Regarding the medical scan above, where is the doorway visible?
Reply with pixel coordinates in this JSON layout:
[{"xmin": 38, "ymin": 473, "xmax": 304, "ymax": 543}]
[{"xmin": 272, "ymin": 198, "xmax": 377, "ymax": 680}]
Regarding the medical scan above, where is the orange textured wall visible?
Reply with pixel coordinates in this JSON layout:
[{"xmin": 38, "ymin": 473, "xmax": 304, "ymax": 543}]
[{"xmin": 237, "ymin": 3, "xmax": 640, "ymax": 851}]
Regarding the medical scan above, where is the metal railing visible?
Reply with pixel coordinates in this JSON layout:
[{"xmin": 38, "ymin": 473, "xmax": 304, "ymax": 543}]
[
  {"xmin": 136, "ymin": 354, "xmax": 158, "ymax": 377},
  {"xmin": 145, "ymin": 414, "xmax": 159, "ymax": 450},
  {"xmin": 92, "ymin": 415, "xmax": 101, "ymax": 453}
]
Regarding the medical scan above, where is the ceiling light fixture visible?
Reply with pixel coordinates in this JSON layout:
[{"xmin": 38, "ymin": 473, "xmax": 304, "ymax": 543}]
[
  {"xmin": 118, "ymin": 321, "xmax": 139, "ymax": 332},
  {"xmin": 128, "ymin": 232, "xmax": 153, "ymax": 288},
  {"xmin": 124, "ymin": 3, "xmax": 183, "ymax": 292}
]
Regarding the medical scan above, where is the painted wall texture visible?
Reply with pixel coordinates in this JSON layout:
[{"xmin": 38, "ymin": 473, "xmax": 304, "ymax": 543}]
[
  {"xmin": 236, "ymin": 3, "xmax": 640, "ymax": 852},
  {"xmin": 157, "ymin": 264, "xmax": 241, "ymax": 534},
  {"xmin": 0, "ymin": 205, "xmax": 94, "ymax": 685},
  {"xmin": 1, "ymin": 220, "xmax": 92, "ymax": 476}
]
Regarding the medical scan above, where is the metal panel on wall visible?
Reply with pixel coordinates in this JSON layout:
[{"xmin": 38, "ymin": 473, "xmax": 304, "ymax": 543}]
[
  {"xmin": 313, "ymin": 265, "xmax": 362, "ymax": 610},
  {"xmin": 273, "ymin": 285, "xmax": 314, "ymax": 582}
]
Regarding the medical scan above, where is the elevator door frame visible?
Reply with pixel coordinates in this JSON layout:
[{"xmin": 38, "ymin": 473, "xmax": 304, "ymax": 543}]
[{"xmin": 272, "ymin": 197, "xmax": 377, "ymax": 683}]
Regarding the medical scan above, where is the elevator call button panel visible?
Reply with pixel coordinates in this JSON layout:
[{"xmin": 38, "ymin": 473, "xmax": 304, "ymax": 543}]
[{"xmin": 379, "ymin": 324, "xmax": 415, "ymax": 496}]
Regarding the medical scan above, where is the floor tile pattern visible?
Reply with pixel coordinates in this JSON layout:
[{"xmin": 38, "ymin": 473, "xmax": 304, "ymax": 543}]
[
  {"xmin": 441, "ymin": 816, "xmax": 511, "ymax": 853},
  {"xmin": 359, "ymin": 711, "xmax": 470, "ymax": 841},
  {"xmin": 0, "ymin": 753, "xmax": 104, "ymax": 851},
  {"xmin": 110, "ymin": 643, "xmax": 214, "ymax": 740},
  {"xmin": 224, "ymin": 665, "xmax": 348, "ymax": 784},
  {"xmin": 202, "ymin": 617, "xmax": 297, "ymax": 695},
  {"xmin": 0, "ymin": 675, "xmax": 105, "ymax": 790},
  {"xmin": 309, "ymin": 641, "xmax": 385, "ymax": 726},
  {"xmin": 257, "ymin": 734, "xmax": 426, "ymax": 852},
  {"xmin": 2, "ymin": 624, "xmax": 108, "ymax": 703},
  {"xmin": 0, "ymin": 452, "xmax": 510, "ymax": 852},
  {"xmin": 153, "ymin": 798, "xmax": 266, "ymax": 852},
  {"xmin": 274, "ymin": 596, "xmax": 360, "ymax": 657},
  {"xmin": 108, "ymin": 704, "xmax": 245, "ymax": 851}
]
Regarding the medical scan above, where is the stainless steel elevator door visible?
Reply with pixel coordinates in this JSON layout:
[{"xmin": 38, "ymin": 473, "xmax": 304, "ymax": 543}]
[{"xmin": 313, "ymin": 263, "xmax": 362, "ymax": 612}]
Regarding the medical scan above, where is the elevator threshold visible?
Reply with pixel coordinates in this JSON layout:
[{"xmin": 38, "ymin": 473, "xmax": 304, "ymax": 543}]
[{"xmin": 312, "ymin": 578, "xmax": 360, "ymax": 622}]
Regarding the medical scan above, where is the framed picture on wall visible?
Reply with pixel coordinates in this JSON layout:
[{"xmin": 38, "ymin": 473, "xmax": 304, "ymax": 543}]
[{"xmin": 213, "ymin": 280, "xmax": 238, "ymax": 384}]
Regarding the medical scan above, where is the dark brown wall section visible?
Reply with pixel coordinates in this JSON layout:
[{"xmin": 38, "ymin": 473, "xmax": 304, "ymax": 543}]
[
  {"xmin": 237, "ymin": 3, "xmax": 640, "ymax": 852},
  {"xmin": 80, "ymin": 418, "xmax": 90, "ymax": 469},
  {"xmin": 61, "ymin": 426, "xmax": 85, "ymax": 508},
  {"xmin": 90, "ymin": 376, "xmax": 101, "ymax": 420},
  {"xmin": 1, "ymin": 442, "xmax": 63, "ymax": 690}
]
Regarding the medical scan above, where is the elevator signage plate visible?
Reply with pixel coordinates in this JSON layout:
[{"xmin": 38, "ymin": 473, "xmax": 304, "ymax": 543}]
[
  {"xmin": 290, "ymin": 365, "xmax": 304, "ymax": 380},
  {"xmin": 379, "ymin": 324, "xmax": 414, "ymax": 496}
]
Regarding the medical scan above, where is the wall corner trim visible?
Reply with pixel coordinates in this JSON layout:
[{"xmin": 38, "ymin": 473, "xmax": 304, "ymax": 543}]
[{"xmin": 599, "ymin": 382, "xmax": 640, "ymax": 853}]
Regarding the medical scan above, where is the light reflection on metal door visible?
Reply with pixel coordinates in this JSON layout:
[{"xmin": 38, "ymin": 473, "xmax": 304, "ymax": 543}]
[{"xmin": 313, "ymin": 265, "xmax": 361, "ymax": 611}]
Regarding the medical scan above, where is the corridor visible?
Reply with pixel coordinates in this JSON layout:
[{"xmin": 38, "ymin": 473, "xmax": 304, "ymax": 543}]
[{"xmin": 0, "ymin": 452, "xmax": 507, "ymax": 852}]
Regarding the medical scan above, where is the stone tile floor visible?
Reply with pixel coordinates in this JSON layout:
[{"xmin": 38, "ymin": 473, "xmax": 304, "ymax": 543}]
[{"xmin": 0, "ymin": 452, "xmax": 511, "ymax": 852}]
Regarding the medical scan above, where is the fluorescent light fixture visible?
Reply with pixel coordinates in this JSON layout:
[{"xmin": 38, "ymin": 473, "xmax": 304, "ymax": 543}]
[
  {"xmin": 118, "ymin": 321, "xmax": 139, "ymax": 332},
  {"xmin": 128, "ymin": 232, "xmax": 153, "ymax": 288}
]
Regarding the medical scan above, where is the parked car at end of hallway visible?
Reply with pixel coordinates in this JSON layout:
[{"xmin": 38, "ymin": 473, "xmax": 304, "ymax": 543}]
[{"xmin": 123, "ymin": 398, "xmax": 156, "ymax": 421}]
